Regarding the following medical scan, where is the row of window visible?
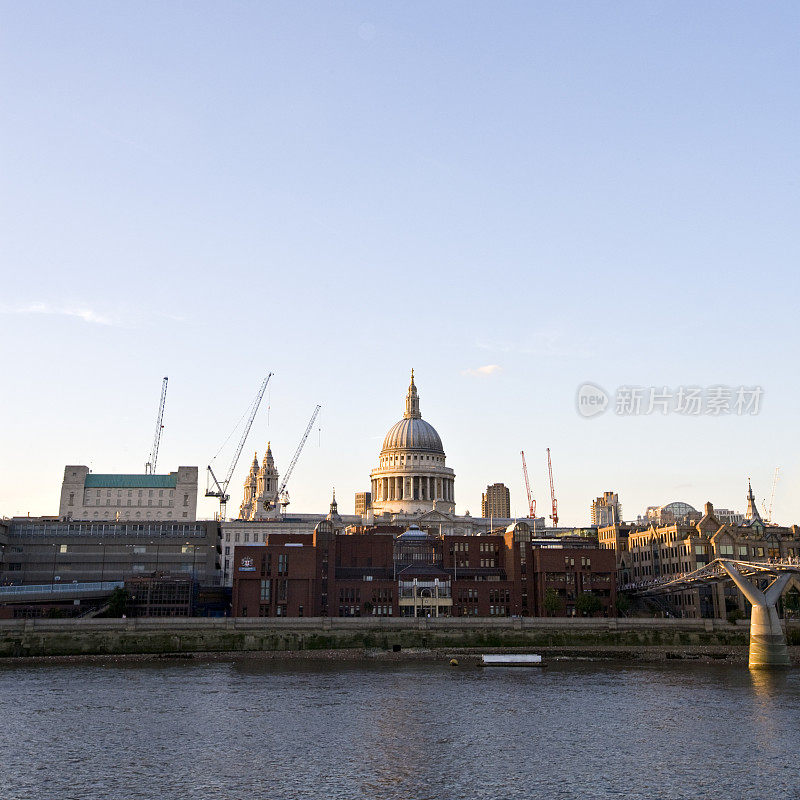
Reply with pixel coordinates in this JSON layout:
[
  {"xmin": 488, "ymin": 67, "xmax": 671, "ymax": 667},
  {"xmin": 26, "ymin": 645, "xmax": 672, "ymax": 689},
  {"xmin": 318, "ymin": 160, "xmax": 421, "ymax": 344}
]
[
  {"xmin": 10, "ymin": 523, "xmax": 206, "ymax": 538},
  {"xmin": 88, "ymin": 489, "xmax": 174, "ymax": 497},
  {"xmin": 380, "ymin": 454, "xmax": 445, "ymax": 466}
]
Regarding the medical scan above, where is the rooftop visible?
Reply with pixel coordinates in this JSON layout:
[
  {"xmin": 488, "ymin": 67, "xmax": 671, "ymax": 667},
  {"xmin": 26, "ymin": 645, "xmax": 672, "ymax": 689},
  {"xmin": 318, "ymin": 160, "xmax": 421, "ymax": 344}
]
[{"xmin": 84, "ymin": 473, "xmax": 178, "ymax": 489}]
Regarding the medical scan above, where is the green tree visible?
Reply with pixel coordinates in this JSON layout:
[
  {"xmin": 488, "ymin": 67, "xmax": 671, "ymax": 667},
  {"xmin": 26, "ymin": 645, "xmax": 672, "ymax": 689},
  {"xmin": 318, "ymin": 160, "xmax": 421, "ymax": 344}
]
[
  {"xmin": 107, "ymin": 587, "xmax": 129, "ymax": 618},
  {"xmin": 727, "ymin": 608, "xmax": 745, "ymax": 625},
  {"xmin": 543, "ymin": 588, "xmax": 562, "ymax": 617},
  {"xmin": 575, "ymin": 592, "xmax": 602, "ymax": 617},
  {"xmin": 784, "ymin": 589, "xmax": 800, "ymax": 613},
  {"xmin": 615, "ymin": 592, "xmax": 632, "ymax": 617}
]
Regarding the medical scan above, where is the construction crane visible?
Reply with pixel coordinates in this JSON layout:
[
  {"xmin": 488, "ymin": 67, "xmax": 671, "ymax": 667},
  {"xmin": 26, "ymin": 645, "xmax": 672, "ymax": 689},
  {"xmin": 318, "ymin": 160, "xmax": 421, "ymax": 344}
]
[
  {"xmin": 520, "ymin": 450, "xmax": 536, "ymax": 518},
  {"xmin": 546, "ymin": 447, "xmax": 559, "ymax": 527},
  {"xmin": 145, "ymin": 377, "xmax": 169, "ymax": 474},
  {"xmin": 764, "ymin": 466, "xmax": 781, "ymax": 523},
  {"xmin": 206, "ymin": 373, "xmax": 273, "ymax": 520},
  {"xmin": 270, "ymin": 404, "xmax": 322, "ymax": 510}
]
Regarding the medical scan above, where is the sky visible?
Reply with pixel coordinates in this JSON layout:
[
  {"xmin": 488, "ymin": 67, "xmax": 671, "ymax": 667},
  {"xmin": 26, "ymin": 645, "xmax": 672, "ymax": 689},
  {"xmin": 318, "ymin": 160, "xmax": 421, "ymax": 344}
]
[{"xmin": 1, "ymin": 1, "xmax": 798, "ymax": 525}]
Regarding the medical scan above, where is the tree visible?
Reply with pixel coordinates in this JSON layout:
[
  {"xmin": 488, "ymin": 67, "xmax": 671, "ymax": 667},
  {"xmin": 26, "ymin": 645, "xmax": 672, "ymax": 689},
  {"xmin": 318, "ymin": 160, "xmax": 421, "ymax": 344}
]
[
  {"xmin": 107, "ymin": 587, "xmax": 129, "ymax": 618},
  {"xmin": 543, "ymin": 588, "xmax": 562, "ymax": 617},
  {"xmin": 615, "ymin": 592, "xmax": 632, "ymax": 617},
  {"xmin": 784, "ymin": 588, "xmax": 800, "ymax": 616},
  {"xmin": 575, "ymin": 592, "xmax": 602, "ymax": 617}
]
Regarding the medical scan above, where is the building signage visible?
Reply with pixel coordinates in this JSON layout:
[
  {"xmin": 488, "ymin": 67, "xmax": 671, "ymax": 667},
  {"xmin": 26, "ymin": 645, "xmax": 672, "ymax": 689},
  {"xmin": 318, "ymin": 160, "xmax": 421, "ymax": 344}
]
[{"xmin": 240, "ymin": 557, "xmax": 256, "ymax": 572}]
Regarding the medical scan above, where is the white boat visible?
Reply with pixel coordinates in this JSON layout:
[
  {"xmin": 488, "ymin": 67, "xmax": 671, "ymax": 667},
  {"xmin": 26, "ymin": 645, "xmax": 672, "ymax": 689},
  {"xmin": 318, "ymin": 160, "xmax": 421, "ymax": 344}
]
[{"xmin": 480, "ymin": 654, "xmax": 544, "ymax": 667}]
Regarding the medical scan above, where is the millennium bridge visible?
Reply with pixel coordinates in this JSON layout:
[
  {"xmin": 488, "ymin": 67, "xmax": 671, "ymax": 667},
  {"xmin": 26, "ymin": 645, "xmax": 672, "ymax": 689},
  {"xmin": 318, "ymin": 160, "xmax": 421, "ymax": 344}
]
[{"xmin": 634, "ymin": 559, "xmax": 800, "ymax": 668}]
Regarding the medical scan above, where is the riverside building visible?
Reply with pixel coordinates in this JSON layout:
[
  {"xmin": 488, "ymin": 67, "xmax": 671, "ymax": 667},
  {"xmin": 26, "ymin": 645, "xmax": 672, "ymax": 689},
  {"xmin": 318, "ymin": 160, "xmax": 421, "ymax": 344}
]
[
  {"xmin": 231, "ymin": 519, "xmax": 615, "ymax": 618},
  {"xmin": 598, "ymin": 483, "xmax": 800, "ymax": 618},
  {"xmin": 0, "ymin": 517, "xmax": 220, "ymax": 586},
  {"xmin": 59, "ymin": 466, "xmax": 198, "ymax": 522}
]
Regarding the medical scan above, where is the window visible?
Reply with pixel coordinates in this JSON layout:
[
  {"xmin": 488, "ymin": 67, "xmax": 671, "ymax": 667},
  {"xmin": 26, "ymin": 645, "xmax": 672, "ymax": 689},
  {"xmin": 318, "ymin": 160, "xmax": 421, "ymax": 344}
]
[
  {"xmin": 278, "ymin": 554, "xmax": 288, "ymax": 575},
  {"xmin": 59, "ymin": 544, "xmax": 68, "ymax": 553},
  {"xmin": 260, "ymin": 579, "xmax": 271, "ymax": 602},
  {"xmin": 719, "ymin": 544, "xmax": 734, "ymax": 556}
]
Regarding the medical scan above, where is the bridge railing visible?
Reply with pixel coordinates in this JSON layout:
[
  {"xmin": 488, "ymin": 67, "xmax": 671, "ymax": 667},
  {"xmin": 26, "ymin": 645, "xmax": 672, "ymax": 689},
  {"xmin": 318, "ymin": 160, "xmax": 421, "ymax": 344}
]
[{"xmin": 0, "ymin": 581, "xmax": 124, "ymax": 599}]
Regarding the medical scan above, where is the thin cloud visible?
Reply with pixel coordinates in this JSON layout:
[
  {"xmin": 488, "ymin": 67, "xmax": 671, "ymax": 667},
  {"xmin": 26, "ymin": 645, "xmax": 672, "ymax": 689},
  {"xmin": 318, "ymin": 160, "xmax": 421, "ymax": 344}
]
[
  {"xmin": 2, "ymin": 301, "xmax": 116, "ymax": 326},
  {"xmin": 476, "ymin": 331, "xmax": 596, "ymax": 359},
  {"xmin": 462, "ymin": 364, "xmax": 503, "ymax": 378}
]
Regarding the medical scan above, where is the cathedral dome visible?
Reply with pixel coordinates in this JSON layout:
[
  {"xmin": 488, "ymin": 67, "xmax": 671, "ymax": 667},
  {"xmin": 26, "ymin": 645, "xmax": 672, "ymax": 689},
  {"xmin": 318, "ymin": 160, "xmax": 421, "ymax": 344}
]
[
  {"xmin": 379, "ymin": 369, "xmax": 445, "ymax": 455},
  {"xmin": 382, "ymin": 417, "xmax": 443, "ymax": 454},
  {"xmin": 370, "ymin": 370, "xmax": 456, "ymax": 517}
]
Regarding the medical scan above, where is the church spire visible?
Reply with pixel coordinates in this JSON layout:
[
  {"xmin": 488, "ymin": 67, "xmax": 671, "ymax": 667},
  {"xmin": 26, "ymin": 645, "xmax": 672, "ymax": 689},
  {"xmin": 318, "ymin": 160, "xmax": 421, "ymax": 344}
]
[
  {"xmin": 327, "ymin": 486, "xmax": 341, "ymax": 522},
  {"xmin": 404, "ymin": 369, "xmax": 421, "ymax": 419},
  {"xmin": 746, "ymin": 478, "xmax": 762, "ymax": 523}
]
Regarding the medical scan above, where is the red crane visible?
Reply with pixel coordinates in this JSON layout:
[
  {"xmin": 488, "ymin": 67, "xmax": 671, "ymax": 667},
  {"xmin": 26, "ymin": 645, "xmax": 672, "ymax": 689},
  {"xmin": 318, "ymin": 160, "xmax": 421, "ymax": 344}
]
[
  {"xmin": 520, "ymin": 450, "xmax": 536, "ymax": 518},
  {"xmin": 547, "ymin": 447, "xmax": 559, "ymax": 526}
]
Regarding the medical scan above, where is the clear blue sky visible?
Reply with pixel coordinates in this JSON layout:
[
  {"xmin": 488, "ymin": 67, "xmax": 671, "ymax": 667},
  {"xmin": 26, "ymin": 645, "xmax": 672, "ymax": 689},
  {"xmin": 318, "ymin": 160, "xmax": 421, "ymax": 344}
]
[{"xmin": 1, "ymin": 1, "xmax": 798, "ymax": 524}]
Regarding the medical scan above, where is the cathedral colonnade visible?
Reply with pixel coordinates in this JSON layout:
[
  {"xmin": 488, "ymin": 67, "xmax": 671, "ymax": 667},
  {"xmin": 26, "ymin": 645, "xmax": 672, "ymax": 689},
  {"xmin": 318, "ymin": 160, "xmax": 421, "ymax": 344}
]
[{"xmin": 371, "ymin": 476, "xmax": 454, "ymax": 503}]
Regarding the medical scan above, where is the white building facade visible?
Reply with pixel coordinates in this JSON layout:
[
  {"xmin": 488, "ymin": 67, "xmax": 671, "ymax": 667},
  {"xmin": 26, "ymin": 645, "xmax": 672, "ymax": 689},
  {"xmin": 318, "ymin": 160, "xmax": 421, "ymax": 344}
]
[{"xmin": 59, "ymin": 465, "xmax": 198, "ymax": 521}]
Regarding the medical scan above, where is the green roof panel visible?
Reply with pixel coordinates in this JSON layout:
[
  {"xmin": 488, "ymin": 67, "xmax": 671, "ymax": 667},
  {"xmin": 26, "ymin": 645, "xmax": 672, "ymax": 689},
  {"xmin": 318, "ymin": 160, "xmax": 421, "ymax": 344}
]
[{"xmin": 84, "ymin": 474, "xmax": 178, "ymax": 489}]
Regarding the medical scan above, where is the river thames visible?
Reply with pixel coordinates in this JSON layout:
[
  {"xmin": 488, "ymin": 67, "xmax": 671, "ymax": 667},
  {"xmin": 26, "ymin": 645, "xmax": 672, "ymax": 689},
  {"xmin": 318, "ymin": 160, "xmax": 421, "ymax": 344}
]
[{"xmin": 1, "ymin": 659, "xmax": 798, "ymax": 799}]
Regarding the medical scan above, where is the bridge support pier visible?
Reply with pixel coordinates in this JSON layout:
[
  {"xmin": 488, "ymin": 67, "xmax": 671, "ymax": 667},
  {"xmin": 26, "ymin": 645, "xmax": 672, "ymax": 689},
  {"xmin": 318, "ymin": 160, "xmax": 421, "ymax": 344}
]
[{"xmin": 720, "ymin": 561, "xmax": 792, "ymax": 669}]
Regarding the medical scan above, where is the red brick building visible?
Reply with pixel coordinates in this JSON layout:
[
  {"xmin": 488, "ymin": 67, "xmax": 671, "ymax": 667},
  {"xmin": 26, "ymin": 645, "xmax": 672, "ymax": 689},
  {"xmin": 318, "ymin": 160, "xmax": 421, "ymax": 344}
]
[{"xmin": 232, "ymin": 520, "xmax": 616, "ymax": 618}]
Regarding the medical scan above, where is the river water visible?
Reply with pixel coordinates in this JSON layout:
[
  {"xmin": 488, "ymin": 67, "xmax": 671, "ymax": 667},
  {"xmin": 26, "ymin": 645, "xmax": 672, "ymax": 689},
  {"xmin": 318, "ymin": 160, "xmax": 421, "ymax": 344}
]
[{"xmin": 1, "ymin": 658, "xmax": 798, "ymax": 799}]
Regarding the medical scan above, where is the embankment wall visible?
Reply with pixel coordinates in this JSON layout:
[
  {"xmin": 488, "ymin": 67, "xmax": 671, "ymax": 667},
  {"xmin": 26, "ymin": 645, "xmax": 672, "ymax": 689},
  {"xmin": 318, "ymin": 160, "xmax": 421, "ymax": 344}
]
[{"xmin": 2, "ymin": 616, "xmax": 788, "ymax": 658}]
